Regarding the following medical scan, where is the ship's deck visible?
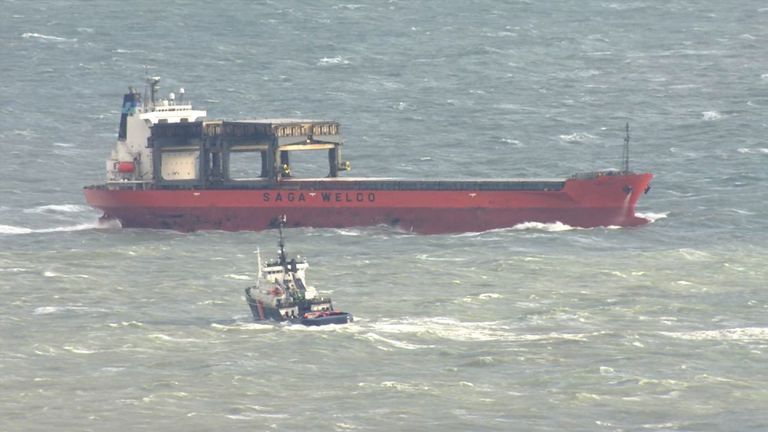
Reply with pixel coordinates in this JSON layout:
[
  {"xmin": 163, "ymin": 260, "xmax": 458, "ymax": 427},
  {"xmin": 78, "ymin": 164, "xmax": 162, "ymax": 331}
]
[
  {"xmin": 276, "ymin": 178, "xmax": 567, "ymax": 191},
  {"xmin": 85, "ymin": 177, "xmax": 569, "ymax": 192}
]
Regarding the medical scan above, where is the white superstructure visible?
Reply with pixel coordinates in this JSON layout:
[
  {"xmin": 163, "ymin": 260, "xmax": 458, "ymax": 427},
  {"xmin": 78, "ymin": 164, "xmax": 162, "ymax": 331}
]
[
  {"xmin": 258, "ymin": 253, "xmax": 320, "ymax": 301},
  {"xmin": 106, "ymin": 77, "xmax": 206, "ymax": 184}
]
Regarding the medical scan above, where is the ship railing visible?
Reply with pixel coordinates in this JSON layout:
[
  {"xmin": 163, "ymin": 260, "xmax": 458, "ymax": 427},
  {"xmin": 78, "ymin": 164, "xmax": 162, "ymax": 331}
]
[
  {"xmin": 106, "ymin": 180, "xmax": 154, "ymax": 190},
  {"xmin": 570, "ymin": 169, "xmax": 629, "ymax": 180}
]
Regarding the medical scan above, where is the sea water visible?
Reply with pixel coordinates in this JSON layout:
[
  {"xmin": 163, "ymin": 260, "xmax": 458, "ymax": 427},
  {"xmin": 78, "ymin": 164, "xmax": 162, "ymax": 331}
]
[{"xmin": 1, "ymin": 1, "xmax": 767, "ymax": 430}]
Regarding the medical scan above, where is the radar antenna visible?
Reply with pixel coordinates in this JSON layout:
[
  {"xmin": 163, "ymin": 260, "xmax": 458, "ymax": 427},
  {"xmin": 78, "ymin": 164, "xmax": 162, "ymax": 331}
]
[{"xmin": 622, "ymin": 122, "xmax": 630, "ymax": 174}]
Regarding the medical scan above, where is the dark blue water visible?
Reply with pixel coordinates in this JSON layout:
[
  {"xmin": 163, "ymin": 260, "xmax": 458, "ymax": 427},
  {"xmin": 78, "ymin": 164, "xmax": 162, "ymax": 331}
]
[{"xmin": 2, "ymin": 1, "xmax": 767, "ymax": 430}]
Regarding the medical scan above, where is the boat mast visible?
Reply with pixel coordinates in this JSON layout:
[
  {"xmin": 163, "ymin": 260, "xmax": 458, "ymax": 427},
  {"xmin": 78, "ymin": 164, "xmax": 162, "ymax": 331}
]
[
  {"xmin": 277, "ymin": 214, "xmax": 287, "ymax": 268},
  {"xmin": 622, "ymin": 122, "xmax": 630, "ymax": 174}
]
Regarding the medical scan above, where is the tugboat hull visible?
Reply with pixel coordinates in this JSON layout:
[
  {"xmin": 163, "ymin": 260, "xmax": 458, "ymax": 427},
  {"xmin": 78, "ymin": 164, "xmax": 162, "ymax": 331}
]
[
  {"xmin": 299, "ymin": 312, "xmax": 354, "ymax": 326},
  {"xmin": 245, "ymin": 287, "xmax": 352, "ymax": 327}
]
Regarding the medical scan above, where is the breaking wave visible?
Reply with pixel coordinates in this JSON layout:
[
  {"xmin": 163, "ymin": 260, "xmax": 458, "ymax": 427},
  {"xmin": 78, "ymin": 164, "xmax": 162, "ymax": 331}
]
[
  {"xmin": 33, "ymin": 305, "xmax": 100, "ymax": 315},
  {"xmin": 451, "ymin": 221, "xmax": 582, "ymax": 237},
  {"xmin": 62, "ymin": 346, "xmax": 98, "ymax": 354},
  {"xmin": 659, "ymin": 327, "xmax": 768, "ymax": 341},
  {"xmin": 317, "ymin": 56, "xmax": 350, "ymax": 66},
  {"xmin": 737, "ymin": 147, "xmax": 768, "ymax": 155},
  {"xmin": 636, "ymin": 211, "xmax": 668, "ymax": 223},
  {"xmin": 332, "ymin": 228, "xmax": 363, "ymax": 236},
  {"xmin": 512, "ymin": 221, "xmax": 578, "ymax": 231},
  {"xmin": 148, "ymin": 333, "xmax": 204, "ymax": 344},
  {"xmin": 358, "ymin": 332, "xmax": 435, "ymax": 350},
  {"xmin": 0, "ymin": 220, "xmax": 118, "ymax": 235},
  {"xmin": 23, "ymin": 204, "xmax": 90, "ymax": 214},
  {"xmin": 461, "ymin": 293, "xmax": 503, "ymax": 304},
  {"xmin": 21, "ymin": 32, "xmax": 76, "ymax": 42},
  {"xmin": 558, "ymin": 132, "xmax": 596, "ymax": 143},
  {"xmin": 370, "ymin": 317, "xmax": 592, "ymax": 343}
]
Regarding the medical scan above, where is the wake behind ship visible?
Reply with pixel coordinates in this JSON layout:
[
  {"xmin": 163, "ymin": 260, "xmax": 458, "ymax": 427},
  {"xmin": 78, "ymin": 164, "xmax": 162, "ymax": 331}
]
[{"xmin": 83, "ymin": 78, "xmax": 653, "ymax": 234}]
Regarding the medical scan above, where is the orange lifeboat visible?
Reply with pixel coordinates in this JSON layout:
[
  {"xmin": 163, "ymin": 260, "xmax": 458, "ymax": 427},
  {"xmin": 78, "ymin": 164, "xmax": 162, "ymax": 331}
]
[{"xmin": 116, "ymin": 161, "xmax": 135, "ymax": 173}]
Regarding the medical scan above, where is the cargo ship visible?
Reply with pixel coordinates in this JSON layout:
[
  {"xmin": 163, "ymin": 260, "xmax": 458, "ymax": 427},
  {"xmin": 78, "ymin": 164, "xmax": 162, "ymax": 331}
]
[{"xmin": 83, "ymin": 78, "xmax": 653, "ymax": 234}]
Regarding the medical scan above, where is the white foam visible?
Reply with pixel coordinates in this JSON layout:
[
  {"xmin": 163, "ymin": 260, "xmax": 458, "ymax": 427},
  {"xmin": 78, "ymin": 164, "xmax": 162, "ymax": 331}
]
[
  {"xmin": 317, "ymin": 56, "xmax": 350, "ymax": 66},
  {"xmin": 558, "ymin": 132, "xmax": 595, "ymax": 143},
  {"xmin": 461, "ymin": 293, "xmax": 503, "ymax": 303},
  {"xmin": 379, "ymin": 381, "xmax": 431, "ymax": 392},
  {"xmin": 416, "ymin": 254, "xmax": 466, "ymax": 262},
  {"xmin": 34, "ymin": 306, "xmax": 62, "ymax": 315},
  {"xmin": 636, "ymin": 211, "xmax": 668, "ymax": 222},
  {"xmin": 21, "ymin": 32, "xmax": 76, "ymax": 42},
  {"xmin": 0, "ymin": 222, "xmax": 109, "ymax": 235},
  {"xmin": 211, "ymin": 322, "xmax": 274, "ymax": 331},
  {"xmin": 501, "ymin": 138, "xmax": 524, "ymax": 147},
  {"xmin": 24, "ymin": 204, "xmax": 89, "ymax": 214},
  {"xmin": 148, "ymin": 333, "xmax": 202, "ymax": 343},
  {"xmin": 512, "ymin": 221, "xmax": 577, "ymax": 232},
  {"xmin": 737, "ymin": 147, "xmax": 768, "ymax": 154},
  {"xmin": 678, "ymin": 248, "xmax": 711, "ymax": 261},
  {"xmin": 62, "ymin": 345, "xmax": 97, "ymax": 354},
  {"xmin": 225, "ymin": 412, "xmax": 288, "ymax": 420},
  {"xmin": 0, "ymin": 224, "xmax": 32, "ymax": 234},
  {"xmin": 283, "ymin": 322, "xmax": 353, "ymax": 332},
  {"xmin": 34, "ymin": 305, "xmax": 100, "ymax": 314},
  {"xmin": 660, "ymin": 327, "xmax": 768, "ymax": 341},
  {"xmin": 359, "ymin": 332, "xmax": 434, "ymax": 350},
  {"xmin": 0, "ymin": 267, "xmax": 27, "ymax": 273},
  {"xmin": 108, "ymin": 321, "xmax": 144, "ymax": 328},
  {"xmin": 332, "ymin": 228, "xmax": 362, "ymax": 236},
  {"xmin": 453, "ymin": 221, "xmax": 578, "ymax": 236},
  {"xmin": 702, "ymin": 111, "xmax": 722, "ymax": 121},
  {"xmin": 333, "ymin": 4, "xmax": 365, "ymax": 10},
  {"xmin": 372, "ymin": 317, "xmax": 590, "ymax": 342}
]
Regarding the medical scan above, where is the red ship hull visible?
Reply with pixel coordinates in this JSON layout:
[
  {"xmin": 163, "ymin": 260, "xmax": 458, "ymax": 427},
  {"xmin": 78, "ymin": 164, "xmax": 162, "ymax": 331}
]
[{"xmin": 83, "ymin": 173, "xmax": 652, "ymax": 234}]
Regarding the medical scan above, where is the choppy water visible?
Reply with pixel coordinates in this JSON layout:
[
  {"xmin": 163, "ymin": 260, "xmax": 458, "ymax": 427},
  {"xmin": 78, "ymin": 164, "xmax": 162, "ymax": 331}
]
[{"xmin": 2, "ymin": 1, "xmax": 768, "ymax": 430}]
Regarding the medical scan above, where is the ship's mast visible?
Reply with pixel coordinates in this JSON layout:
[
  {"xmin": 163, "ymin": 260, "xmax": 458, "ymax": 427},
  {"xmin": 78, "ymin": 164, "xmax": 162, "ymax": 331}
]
[
  {"xmin": 276, "ymin": 214, "xmax": 304, "ymax": 302},
  {"xmin": 147, "ymin": 76, "xmax": 161, "ymax": 107},
  {"xmin": 277, "ymin": 214, "xmax": 287, "ymax": 268},
  {"xmin": 622, "ymin": 122, "xmax": 630, "ymax": 174}
]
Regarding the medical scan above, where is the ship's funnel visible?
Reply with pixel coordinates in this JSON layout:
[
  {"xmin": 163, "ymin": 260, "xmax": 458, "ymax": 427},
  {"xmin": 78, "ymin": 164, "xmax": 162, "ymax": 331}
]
[{"xmin": 118, "ymin": 92, "xmax": 140, "ymax": 140}]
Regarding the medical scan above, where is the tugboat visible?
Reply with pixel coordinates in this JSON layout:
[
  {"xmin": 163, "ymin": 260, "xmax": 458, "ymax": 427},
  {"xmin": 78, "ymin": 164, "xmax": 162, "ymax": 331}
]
[{"xmin": 244, "ymin": 216, "xmax": 353, "ymax": 326}]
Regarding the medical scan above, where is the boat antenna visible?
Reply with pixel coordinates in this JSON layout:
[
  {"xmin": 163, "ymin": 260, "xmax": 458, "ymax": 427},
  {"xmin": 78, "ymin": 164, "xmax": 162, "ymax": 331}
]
[
  {"xmin": 622, "ymin": 122, "xmax": 630, "ymax": 174},
  {"xmin": 277, "ymin": 214, "xmax": 287, "ymax": 267},
  {"xmin": 256, "ymin": 247, "xmax": 262, "ymax": 281}
]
